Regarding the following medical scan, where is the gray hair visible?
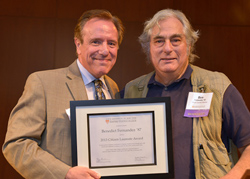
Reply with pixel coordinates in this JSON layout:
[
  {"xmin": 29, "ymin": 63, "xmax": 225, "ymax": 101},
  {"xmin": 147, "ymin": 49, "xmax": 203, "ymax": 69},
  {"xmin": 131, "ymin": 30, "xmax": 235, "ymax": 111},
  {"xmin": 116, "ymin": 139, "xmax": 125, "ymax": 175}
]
[{"xmin": 139, "ymin": 9, "xmax": 199, "ymax": 63}]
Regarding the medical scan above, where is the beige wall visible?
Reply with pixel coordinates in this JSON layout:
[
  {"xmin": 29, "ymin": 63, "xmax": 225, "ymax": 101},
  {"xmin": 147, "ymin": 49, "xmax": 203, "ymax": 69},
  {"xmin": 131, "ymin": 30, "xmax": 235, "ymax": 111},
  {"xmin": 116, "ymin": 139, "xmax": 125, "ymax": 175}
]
[{"xmin": 1, "ymin": 0, "xmax": 249, "ymax": 178}]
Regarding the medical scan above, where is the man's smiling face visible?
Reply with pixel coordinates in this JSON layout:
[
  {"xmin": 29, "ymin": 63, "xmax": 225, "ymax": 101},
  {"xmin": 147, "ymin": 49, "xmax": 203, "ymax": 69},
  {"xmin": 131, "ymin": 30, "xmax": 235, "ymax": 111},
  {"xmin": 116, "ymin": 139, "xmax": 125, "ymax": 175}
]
[
  {"xmin": 75, "ymin": 18, "xmax": 119, "ymax": 78},
  {"xmin": 150, "ymin": 17, "xmax": 190, "ymax": 84}
]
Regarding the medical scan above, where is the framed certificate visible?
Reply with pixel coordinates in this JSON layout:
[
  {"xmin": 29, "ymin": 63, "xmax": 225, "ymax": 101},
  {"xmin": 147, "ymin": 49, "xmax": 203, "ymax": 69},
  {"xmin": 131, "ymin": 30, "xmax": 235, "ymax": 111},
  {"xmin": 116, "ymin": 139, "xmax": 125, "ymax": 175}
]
[{"xmin": 70, "ymin": 97, "xmax": 174, "ymax": 178}]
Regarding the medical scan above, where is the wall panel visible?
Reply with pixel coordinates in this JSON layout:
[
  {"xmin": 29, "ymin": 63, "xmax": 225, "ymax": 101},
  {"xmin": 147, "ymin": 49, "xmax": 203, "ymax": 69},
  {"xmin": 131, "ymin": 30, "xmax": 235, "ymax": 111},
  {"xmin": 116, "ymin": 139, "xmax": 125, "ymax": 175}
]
[
  {"xmin": 56, "ymin": 0, "xmax": 174, "ymax": 21},
  {"xmin": 0, "ymin": 16, "xmax": 56, "ymax": 179},
  {"xmin": 54, "ymin": 19, "xmax": 77, "ymax": 68},
  {"xmin": 194, "ymin": 25, "xmax": 250, "ymax": 105},
  {"xmin": 0, "ymin": 0, "xmax": 57, "ymax": 17},
  {"xmin": 175, "ymin": 0, "xmax": 250, "ymax": 26}
]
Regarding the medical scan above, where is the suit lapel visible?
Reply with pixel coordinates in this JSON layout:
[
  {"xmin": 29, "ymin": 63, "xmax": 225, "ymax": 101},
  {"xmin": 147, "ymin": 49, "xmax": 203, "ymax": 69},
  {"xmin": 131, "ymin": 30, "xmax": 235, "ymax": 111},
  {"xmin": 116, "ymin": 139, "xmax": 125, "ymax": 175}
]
[
  {"xmin": 105, "ymin": 78, "xmax": 115, "ymax": 99},
  {"xmin": 65, "ymin": 61, "xmax": 88, "ymax": 101},
  {"xmin": 104, "ymin": 75, "xmax": 119, "ymax": 99}
]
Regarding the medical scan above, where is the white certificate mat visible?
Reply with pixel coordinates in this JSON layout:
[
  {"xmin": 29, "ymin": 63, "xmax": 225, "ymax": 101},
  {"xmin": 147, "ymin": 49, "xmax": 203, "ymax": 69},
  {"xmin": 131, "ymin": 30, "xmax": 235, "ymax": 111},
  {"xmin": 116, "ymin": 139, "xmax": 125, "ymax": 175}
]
[
  {"xmin": 88, "ymin": 112, "xmax": 155, "ymax": 168},
  {"xmin": 70, "ymin": 97, "xmax": 174, "ymax": 179}
]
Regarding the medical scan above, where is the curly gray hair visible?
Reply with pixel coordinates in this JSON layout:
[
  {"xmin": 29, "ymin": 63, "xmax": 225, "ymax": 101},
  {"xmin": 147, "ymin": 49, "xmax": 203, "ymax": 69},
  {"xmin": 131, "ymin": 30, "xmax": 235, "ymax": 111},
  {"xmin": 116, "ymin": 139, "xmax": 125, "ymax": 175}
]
[{"xmin": 139, "ymin": 9, "xmax": 199, "ymax": 63}]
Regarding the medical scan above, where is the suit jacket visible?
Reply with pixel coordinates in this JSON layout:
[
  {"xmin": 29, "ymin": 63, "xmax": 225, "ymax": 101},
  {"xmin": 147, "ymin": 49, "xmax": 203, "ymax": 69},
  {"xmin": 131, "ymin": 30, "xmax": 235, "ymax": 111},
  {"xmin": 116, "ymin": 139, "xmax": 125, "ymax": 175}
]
[{"xmin": 2, "ymin": 61, "xmax": 120, "ymax": 179}]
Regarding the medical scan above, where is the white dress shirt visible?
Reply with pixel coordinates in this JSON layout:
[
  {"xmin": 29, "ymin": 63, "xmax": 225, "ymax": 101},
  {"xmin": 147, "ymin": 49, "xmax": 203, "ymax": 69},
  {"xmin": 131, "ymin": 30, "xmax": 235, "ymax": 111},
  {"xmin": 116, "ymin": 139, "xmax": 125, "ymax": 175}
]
[{"xmin": 77, "ymin": 59, "xmax": 111, "ymax": 100}]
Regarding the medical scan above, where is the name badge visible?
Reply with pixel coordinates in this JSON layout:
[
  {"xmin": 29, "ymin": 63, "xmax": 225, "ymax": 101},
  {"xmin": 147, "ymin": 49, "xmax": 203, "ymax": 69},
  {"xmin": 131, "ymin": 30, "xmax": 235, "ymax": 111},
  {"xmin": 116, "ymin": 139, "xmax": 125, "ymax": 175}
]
[{"xmin": 184, "ymin": 92, "xmax": 213, "ymax": 117}]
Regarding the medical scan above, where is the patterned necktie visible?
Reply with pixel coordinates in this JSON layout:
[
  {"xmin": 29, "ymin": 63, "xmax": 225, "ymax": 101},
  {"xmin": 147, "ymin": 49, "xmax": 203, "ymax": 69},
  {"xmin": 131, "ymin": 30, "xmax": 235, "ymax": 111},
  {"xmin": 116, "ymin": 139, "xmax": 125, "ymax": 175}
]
[{"xmin": 94, "ymin": 79, "xmax": 106, "ymax": 100}]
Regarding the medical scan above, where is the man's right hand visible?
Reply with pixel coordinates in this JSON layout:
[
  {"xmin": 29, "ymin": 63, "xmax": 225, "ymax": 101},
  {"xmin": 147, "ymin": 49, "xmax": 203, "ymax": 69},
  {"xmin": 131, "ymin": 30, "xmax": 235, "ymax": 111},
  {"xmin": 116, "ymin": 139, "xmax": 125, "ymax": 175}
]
[{"xmin": 65, "ymin": 166, "xmax": 101, "ymax": 179}]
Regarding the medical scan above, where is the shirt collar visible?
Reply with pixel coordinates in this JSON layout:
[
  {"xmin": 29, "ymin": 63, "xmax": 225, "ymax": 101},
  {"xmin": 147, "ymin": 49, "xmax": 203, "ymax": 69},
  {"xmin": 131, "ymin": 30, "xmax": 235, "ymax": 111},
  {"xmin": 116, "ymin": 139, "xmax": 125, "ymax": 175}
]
[
  {"xmin": 148, "ymin": 64, "xmax": 193, "ymax": 86},
  {"xmin": 77, "ymin": 59, "xmax": 108, "ymax": 90}
]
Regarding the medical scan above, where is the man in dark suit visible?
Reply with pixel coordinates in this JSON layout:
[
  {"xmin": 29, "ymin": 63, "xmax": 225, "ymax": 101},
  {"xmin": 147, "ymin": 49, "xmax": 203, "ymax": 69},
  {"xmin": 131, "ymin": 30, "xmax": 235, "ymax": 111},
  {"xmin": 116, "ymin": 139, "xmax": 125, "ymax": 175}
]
[{"xmin": 2, "ymin": 9, "xmax": 124, "ymax": 179}]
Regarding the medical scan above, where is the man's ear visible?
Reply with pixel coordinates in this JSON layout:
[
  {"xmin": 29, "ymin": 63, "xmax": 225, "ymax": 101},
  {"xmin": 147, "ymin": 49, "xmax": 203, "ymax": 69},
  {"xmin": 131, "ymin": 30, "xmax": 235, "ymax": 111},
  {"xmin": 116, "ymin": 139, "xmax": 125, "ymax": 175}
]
[{"xmin": 74, "ymin": 38, "xmax": 81, "ymax": 54}]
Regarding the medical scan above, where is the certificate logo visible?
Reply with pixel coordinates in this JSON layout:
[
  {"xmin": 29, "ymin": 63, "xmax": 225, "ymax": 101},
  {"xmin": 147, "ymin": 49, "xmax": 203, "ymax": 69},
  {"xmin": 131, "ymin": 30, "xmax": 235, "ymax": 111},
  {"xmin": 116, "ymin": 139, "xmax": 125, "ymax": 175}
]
[{"xmin": 105, "ymin": 119, "xmax": 110, "ymax": 124}]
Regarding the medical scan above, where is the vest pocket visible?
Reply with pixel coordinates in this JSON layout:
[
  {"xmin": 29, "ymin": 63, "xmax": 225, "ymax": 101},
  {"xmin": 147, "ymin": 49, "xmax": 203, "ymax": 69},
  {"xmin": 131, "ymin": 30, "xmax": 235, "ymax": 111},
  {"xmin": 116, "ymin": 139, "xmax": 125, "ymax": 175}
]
[
  {"xmin": 199, "ymin": 140, "xmax": 232, "ymax": 178},
  {"xmin": 202, "ymin": 140, "xmax": 229, "ymax": 164}
]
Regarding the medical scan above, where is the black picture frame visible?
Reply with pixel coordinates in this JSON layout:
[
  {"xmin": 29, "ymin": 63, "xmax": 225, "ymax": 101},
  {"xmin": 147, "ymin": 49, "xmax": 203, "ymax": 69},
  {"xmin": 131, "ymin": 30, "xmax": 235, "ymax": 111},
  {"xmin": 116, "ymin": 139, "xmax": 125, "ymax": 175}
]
[{"xmin": 70, "ymin": 97, "xmax": 174, "ymax": 179}]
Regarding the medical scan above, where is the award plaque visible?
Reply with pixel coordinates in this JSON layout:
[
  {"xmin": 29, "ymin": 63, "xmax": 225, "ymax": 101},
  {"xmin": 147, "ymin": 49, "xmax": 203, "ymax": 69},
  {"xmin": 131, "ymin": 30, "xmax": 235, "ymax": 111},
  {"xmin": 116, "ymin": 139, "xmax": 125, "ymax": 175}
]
[{"xmin": 70, "ymin": 97, "xmax": 174, "ymax": 178}]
